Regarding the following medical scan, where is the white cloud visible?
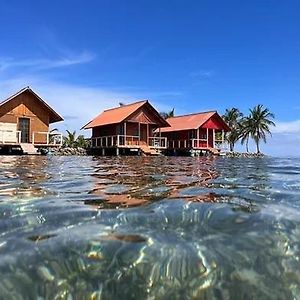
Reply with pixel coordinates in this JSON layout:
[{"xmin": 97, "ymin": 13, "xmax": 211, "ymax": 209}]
[
  {"xmin": 0, "ymin": 77, "xmax": 174, "ymax": 136},
  {"xmin": 0, "ymin": 51, "xmax": 95, "ymax": 72},
  {"xmin": 272, "ymin": 120, "xmax": 300, "ymax": 134}
]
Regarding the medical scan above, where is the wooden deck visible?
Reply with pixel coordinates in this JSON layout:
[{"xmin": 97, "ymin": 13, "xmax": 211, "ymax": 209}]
[{"xmin": 90, "ymin": 135, "xmax": 167, "ymax": 156}]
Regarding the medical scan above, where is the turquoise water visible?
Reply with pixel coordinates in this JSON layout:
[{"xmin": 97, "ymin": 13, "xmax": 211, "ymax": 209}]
[{"xmin": 0, "ymin": 155, "xmax": 300, "ymax": 299}]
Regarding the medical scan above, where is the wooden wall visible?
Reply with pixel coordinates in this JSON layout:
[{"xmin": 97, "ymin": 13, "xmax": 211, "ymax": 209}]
[
  {"xmin": 92, "ymin": 124, "xmax": 117, "ymax": 137},
  {"xmin": 92, "ymin": 122, "xmax": 157, "ymax": 146},
  {"xmin": 128, "ymin": 107, "xmax": 158, "ymax": 124},
  {"xmin": 202, "ymin": 114, "xmax": 228, "ymax": 130},
  {"xmin": 0, "ymin": 91, "xmax": 50, "ymax": 143}
]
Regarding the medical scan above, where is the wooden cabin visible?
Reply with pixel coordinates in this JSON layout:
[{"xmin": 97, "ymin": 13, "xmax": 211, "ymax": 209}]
[
  {"xmin": 82, "ymin": 100, "xmax": 170, "ymax": 155},
  {"xmin": 0, "ymin": 87, "xmax": 63, "ymax": 153},
  {"xmin": 159, "ymin": 111, "xmax": 231, "ymax": 155}
]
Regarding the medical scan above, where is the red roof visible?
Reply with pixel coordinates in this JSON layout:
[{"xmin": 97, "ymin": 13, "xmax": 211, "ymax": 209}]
[
  {"xmin": 0, "ymin": 86, "xmax": 63, "ymax": 123},
  {"xmin": 159, "ymin": 111, "xmax": 230, "ymax": 132},
  {"xmin": 82, "ymin": 100, "xmax": 169, "ymax": 129}
]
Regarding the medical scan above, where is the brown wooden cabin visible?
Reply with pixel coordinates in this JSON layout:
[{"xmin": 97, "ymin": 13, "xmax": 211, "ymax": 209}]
[
  {"xmin": 82, "ymin": 100, "xmax": 170, "ymax": 155},
  {"xmin": 0, "ymin": 87, "xmax": 63, "ymax": 149},
  {"xmin": 159, "ymin": 111, "xmax": 231, "ymax": 155}
]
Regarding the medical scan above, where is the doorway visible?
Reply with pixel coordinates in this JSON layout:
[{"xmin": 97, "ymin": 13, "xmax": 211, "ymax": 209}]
[{"xmin": 19, "ymin": 118, "xmax": 30, "ymax": 143}]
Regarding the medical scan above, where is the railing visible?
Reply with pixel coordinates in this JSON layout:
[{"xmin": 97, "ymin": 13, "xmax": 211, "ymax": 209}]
[
  {"xmin": 32, "ymin": 132, "xmax": 63, "ymax": 146},
  {"xmin": 168, "ymin": 138, "xmax": 228, "ymax": 150},
  {"xmin": 168, "ymin": 138, "xmax": 208, "ymax": 149},
  {"xmin": 149, "ymin": 137, "xmax": 167, "ymax": 149},
  {"xmin": 91, "ymin": 135, "xmax": 167, "ymax": 149},
  {"xmin": 0, "ymin": 130, "xmax": 21, "ymax": 144},
  {"xmin": 168, "ymin": 139, "xmax": 192, "ymax": 149},
  {"xmin": 91, "ymin": 135, "xmax": 140, "ymax": 148},
  {"xmin": 191, "ymin": 138, "xmax": 209, "ymax": 148}
]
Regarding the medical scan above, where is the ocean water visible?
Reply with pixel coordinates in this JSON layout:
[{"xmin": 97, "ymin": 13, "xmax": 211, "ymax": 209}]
[{"xmin": 0, "ymin": 155, "xmax": 300, "ymax": 299}]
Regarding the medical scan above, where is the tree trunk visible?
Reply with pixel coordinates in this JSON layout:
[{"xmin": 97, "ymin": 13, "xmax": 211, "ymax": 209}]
[
  {"xmin": 246, "ymin": 137, "xmax": 249, "ymax": 152},
  {"xmin": 256, "ymin": 140, "xmax": 260, "ymax": 153},
  {"xmin": 230, "ymin": 143, "xmax": 234, "ymax": 152}
]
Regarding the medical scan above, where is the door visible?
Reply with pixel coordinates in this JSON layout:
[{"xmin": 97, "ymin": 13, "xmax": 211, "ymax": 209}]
[
  {"xmin": 19, "ymin": 118, "xmax": 30, "ymax": 143},
  {"xmin": 140, "ymin": 124, "xmax": 148, "ymax": 145}
]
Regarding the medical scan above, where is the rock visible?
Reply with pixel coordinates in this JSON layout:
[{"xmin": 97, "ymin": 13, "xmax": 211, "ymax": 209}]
[
  {"xmin": 225, "ymin": 151, "xmax": 265, "ymax": 158},
  {"xmin": 50, "ymin": 147, "xmax": 88, "ymax": 156}
]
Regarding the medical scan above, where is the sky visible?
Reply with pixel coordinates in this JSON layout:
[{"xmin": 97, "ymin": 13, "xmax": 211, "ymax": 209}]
[{"xmin": 0, "ymin": 0, "xmax": 300, "ymax": 156}]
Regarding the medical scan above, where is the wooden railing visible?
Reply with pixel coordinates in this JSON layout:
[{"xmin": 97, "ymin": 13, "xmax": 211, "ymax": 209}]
[
  {"xmin": 149, "ymin": 137, "xmax": 167, "ymax": 149},
  {"xmin": 91, "ymin": 135, "xmax": 140, "ymax": 148},
  {"xmin": 168, "ymin": 138, "xmax": 227, "ymax": 150},
  {"xmin": 32, "ymin": 132, "xmax": 63, "ymax": 146},
  {"xmin": 0, "ymin": 130, "xmax": 21, "ymax": 144},
  {"xmin": 168, "ymin": 139, "xmax": 192, "ymax": 149},
  {"xmin": 191, "ymin": 138, "xmax": 209, "ymax": 148},
  {"xmin": 91, "ymin": 135, "xmax": 167, "ymax": 149}
]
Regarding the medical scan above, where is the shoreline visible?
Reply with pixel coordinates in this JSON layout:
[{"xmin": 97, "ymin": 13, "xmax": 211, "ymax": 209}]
[{"xmin": 48, "ymin": 147, "xmax": 265, "ymax": 158}]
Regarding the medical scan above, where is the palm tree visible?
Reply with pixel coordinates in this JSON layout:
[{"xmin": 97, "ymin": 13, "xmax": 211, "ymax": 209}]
[
  {"xmin": 160, "ymin": 108, "xmax": 175, "ymax": 119},
  {"xmin": 76, "ymin": 135, "xmax": 90, "ymax": 148},
  {"xmin": 223, "ymin": 108, "xmax": 243, "ymax": 151},
  {"xmin": 248, "ymin": 104, "xmax": 275, "ymax": 153},
  {"xmin": 240, "ymin": 116, "xmax": 253, "ymax": 152},
  {"xmin": 63, "ymin": 130, "xmax": 90, "ymax": 148},
  {"xmin": 63, "ymin": 130, "xmax": 77, "ymax": 148}
]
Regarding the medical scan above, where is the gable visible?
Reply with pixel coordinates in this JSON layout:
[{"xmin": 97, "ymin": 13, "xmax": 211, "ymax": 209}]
[
  {"xmin": 0, "ymin": 87, "xmax": 63, "ymax": 124},
  {"xmin": 0, "ymin": 90, "xmax": 50, "ymax": 125},
  {"xmin": 83, "ymin": 100, "xmax": 170, "ymax": 129},
  {"xmin": 201, "ymin": 113, "xmax": 230, "ymax": 131},
  {"xmin": 127, "ymin": 106, "xmax": 159, "ymax": 124}
]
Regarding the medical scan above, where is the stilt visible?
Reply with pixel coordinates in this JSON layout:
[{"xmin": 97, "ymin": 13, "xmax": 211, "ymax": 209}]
[
  {"xmin": 102, "ymin": 148, "xmax": 105, "ymax": 156},
  {"xmin": 116, "ymin": 147, "xmax": 119, "ymax": 156}
]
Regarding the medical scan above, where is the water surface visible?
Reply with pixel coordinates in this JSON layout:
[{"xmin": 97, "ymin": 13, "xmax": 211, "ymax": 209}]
[{"xmin": 0, "ymin": 155, "xmax": 300, "ymax": 299}]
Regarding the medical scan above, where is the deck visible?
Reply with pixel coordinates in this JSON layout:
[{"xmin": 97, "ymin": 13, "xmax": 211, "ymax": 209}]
[
  {"xmin": 0, "ymin": 130, "xmax": 63, "ymax": 154},
  {"xmin": 167, "ymin": 138, "xmax": 228, "ymax": 155},
  {"xmin": 91, "ymin": 135, "xmax": 167, "ymax": 155}
]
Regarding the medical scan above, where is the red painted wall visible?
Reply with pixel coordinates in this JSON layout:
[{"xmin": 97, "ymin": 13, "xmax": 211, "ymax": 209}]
[{"xmin": 202, "ymin": 114, "xmax": 228, "ymax": 130}]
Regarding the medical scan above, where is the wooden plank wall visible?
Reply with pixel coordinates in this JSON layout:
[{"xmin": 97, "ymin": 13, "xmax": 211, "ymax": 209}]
[{"xmin": 0, "ymin": 91, "xmax": 49, "ymax": 143}]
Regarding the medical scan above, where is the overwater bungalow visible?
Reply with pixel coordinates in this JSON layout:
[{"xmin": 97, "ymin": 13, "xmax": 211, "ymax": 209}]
[
  {"xmin": 82, "ymin": 100, "xmax": 170, "ymax": 155},
  {"xmin": 159, "ymin": 111, "xmax": 231, "ymax": 155},
  {"xmin": 0, "ymin": 87, "xmax": 64, "ymax": 154}
]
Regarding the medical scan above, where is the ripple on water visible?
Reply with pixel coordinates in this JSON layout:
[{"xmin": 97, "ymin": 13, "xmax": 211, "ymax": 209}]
[{"xmin": 0, "ymin": 155, "xmax": 300, "ymax": 299}]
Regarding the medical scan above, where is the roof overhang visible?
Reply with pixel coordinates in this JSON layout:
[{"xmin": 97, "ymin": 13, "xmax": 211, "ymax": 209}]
[{"xmin": 0, "ymin": 86, "xmax": 64, "ymax": 124}]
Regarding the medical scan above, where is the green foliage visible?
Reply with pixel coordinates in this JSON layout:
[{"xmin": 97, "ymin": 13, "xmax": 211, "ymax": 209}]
[
  {"xmin": 63, "ymin": 130, "xmax": 90, "ymax": 149},
  {"xmin": 247, "ymin": 104, "xmax": 275, "ymax": 153},
  {"xmin": 224, "ymin": 105, "xmax": 275, "ymax": 153},
  {"xmin": 223, "ymin": 108, "xmax": 243, "ymax": 151},
  {"xmin": 160, "ymin": 108, "xmax": 175, "ymax": 119}
]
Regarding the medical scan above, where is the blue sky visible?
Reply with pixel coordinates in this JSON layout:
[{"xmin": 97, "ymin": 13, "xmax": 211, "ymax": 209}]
[{"xmin": 0, "ymin": 0, "xmax": 300, "ymax": 156}]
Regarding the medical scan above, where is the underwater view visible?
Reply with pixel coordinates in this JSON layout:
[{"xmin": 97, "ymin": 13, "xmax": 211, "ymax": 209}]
[{"xmin": 0, "ymin": 155, "xmax": 300, "ymax": 299}]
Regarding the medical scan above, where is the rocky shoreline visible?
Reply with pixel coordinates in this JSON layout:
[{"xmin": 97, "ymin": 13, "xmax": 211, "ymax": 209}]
[
  {"xmin": 46, "ymin": 147, "xmax": 265, "ymax": 158},
  {"xmin": 225, "ymin": 151, "xmax": 265, "ymax": 158},
  {"xmin": 49, "ymin": 147, "xmax": 88, "ymax": 156}
]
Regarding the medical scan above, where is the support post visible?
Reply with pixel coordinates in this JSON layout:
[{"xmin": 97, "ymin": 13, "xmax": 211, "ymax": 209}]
[
  {"xmin": 206, "ymin": 128, "xmax": 209, "ymax": 148},
  {"xmin": 102, "ymin": 148, "xmax": 105, "ymax": 156},
  {"xmin": 213, "ymin": 129, "xmax": 215, "ymax": 148},
  {"xmin": 222, "ymin": 130, "xmax": 225, "ymax": 145},
  {"xmin": 32, "ymin": 132, "xmax": 35, "ymax": 144},
  {"xmin": 138, "ymin": 122, "xmax": 141, "ymax": 144},
  {"xmin": 116, "ymin": 147, "xmax": 119, "ymax": 156},
  {"xmin": 46, "ymin": 132, "xmax": 49, "ymax": 145},
  {"xmin": 124, "ymin": 122, "xmax": 127, "ymax": 146},
  {"xmin": 147, "ymin": 123, "xmax": 149, "ymax": 145}
]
